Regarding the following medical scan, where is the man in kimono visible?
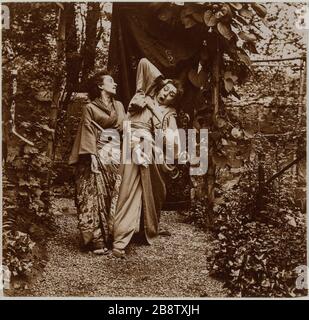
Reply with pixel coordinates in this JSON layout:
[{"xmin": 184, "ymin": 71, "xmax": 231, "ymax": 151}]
[{"xmin": 111, "ymin": 58, "xmax": 183, "ymax": 258}]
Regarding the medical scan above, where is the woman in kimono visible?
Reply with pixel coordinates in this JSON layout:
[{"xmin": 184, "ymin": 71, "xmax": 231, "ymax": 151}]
[
  {"xmin": 111, "ymin": 58, "xmax": 183, "ymax": 258},
  {"xmin": 69, "ymin": 71, "xmax": 126, "ymax": 255}
]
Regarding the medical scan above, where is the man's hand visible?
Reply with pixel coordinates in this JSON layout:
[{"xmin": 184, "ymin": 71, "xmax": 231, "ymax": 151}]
[
  {"xmin": 133, "ymin": 146, "xmax": 150, "ymax": 168},
  {"xmin": 91, "ymin": 155, "xmax": 100, "ymax": 174},
  {"xmin": 144, "ymin": 96, "xmax": 155, "ymax": 110}
]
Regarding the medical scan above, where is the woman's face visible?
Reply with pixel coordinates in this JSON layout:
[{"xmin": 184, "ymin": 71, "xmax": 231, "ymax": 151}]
[
  {"xmin": 156, "ymin": 83, "xmax": 177, "ymax": 106},
  {"xmin": 100, "ymin": 75, "xmax": 117, "ymax": 96}
]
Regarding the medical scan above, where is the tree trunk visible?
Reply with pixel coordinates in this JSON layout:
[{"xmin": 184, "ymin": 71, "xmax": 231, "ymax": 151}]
[
  {"xmin": 47, "ymin": 7, "xmax": 66, "ymax": 158},
  {"xmin": 52, "ymin": 3, "xmax": 81, "ymax": 163},
  {"xmin": 65, "ymin": 3, "xmax": 81, "ymax": 92},
  {"xmin": 206, "ymin": 42, "xmax": 221, "ymax": 226},
  {"xmin": 81, "ymin": 2, "xmax": 101, "ymax": 84}
]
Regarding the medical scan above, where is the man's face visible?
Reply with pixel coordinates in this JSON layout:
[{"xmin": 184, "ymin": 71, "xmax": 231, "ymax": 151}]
[
  {"xmin": 100, "ymin": 75, "xmax": 117, "ymax": 96},
  {"xmin": 156, "ymin": 83, "xmax": 177, "ymax": 106}
]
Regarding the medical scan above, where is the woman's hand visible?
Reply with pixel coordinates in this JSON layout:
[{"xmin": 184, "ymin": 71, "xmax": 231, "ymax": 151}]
[
  {"xmin": 133, "ymin": 145, "xmax": 150, "ymax": 168},
  {"xmin": 91, "ymin": 154, "xmax": 100, "ymax": 174}
]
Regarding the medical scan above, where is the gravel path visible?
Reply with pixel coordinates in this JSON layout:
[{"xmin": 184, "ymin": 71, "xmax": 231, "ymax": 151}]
[{"xmin": 24, "ymin": 199, "xmax": 227, "ymax": 297}]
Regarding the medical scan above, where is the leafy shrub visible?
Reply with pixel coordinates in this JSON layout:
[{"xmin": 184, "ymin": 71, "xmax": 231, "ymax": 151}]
[
  {"xmin": 182, "ymin": 196, "xmax": 211, "ymax": 228},
  {"xmin": 3, "ymin": 230, "xmax": 37, "ymax": 277},
  {"xmin": 2, "ymin": 97, "xmax": 56, "ymax": 286},
  {"xmin": 206, "ymin": 168, "xmax": 307, "ymax": 297}
]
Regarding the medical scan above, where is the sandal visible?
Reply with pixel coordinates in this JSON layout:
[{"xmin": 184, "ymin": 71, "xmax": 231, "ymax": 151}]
[
  {"xmin": 112, "ymin": 248, "xmax": 126, "ymax": 259},
  {"xmin": 93, "ymin": 247, "xmax": 109, "ymax": 255},
  {"xmin": 158, "ymin": 229, "xmax": 171, "ymax": 237}
]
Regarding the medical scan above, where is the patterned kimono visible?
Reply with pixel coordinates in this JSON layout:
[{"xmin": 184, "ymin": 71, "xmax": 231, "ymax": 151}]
[
  {"xmin": 69, "ymin": 98, "xmax": 125, "ymax": 250},
  {"xmin": 111, "ymin": 58, "xmax": 180, "ymax": 251}
]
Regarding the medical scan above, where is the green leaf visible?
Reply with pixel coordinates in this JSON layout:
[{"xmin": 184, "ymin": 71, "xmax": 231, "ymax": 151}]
[
  {"xmin": 212, "ymin": 154, "xmax": 228, "ymax": 168},
  {"xmin": 180, "ymin": 7, "xmax": 198, "ymax": 28},
  {"xmin": 221, "ymin": 145, "xmax": 238, "ymax": 156},
  {"xmin": 188, "ymin": 69, "xmax": 207, "ymax": 88},
  {"xmin": 260, "ymin": 17, "xmax": 269, "ymax": 28},
  {"xmin": 19, "ymin": 178, "xmax": 30, "ymax": 187},
  {"xmin": 224, "ymin": 71, "xmax": 238, "ymax": 83},
  {"xmin": 234, "ymin": 15, "xmax": 248, "ymax": 26},
  {"xmin": 238, "ymin": 31, "xmax": 257, "ymax": 42},
  {"xmin": 231, "ymin": 269, "xmax": 240, "ymax": 277},
  {"xmin": 231, "ymin": 127, "xmax": 242, "ymax": 139},
  {"xmin": 192, "ymin": 12, "xmax": 204, "ymax": 23},
  {"xmin": 217, "ymin": 22, "xmax": 234, "ymax": 40},
  {"xmin": 227, "ymin": 158, "xmax": 243, "ymax": 168},
  {"xmin": 7, "ymin": 145, "xmax": 21, "ymax": 163},
  {"xmin": 181, "ymin": 15, "xmax": 197, "ymax": 28},
  {"xmin": 239, "ymin": 8, "xmax": 254, "ymax": 19},
  {"xmin": 230, "ymin": 88, "xmax": 240, "ymax": 100},
  {"xmin": 286, "ymin": 215, "xmax": 297, "ymax": 227},
  {"xmin": 221, "ymin": 4, "xmax": 233, "ymax": 20},
  {"xmin": 39, "ymin": 124, "xmax": 55, "ymax": 133},
  {"xmin": 243, "ymin": 128, "xmax": 255, "ymax": 139},
  {"xmin": 237, "ymin": 50, "xmax": 252, "ymax": 67},
  {"xmin": 251, "ymin": 3, "xmax": 267, "ymax": 18},
  {"xmin": 204, "ymin": 10, "xmax": 217, "ymax": 27},
  {"xmin": 34, "ymin": 188, "xmax": 43, "ymax": 197},
  {"xmin": 56, "ymin": 3, "xmax": 65, "ymax": 10},
  {"xmin": 24, "ymin": 145, "xmax": 39, "ymax": 154},
  {"xmin": 218, "ymin": 233, "xmax": 226, "ymax": 240},
  {"xmin": 224, "ymin": 78, "xmax": 234, "ymax": 92},
  {"xmin": 18, "ymin": 191, "xmax": 29, "ymax": 197},
  {"xmin": 222, "ymin": 177, "xmax": 240, "ymax": 190},
  {"xmin": 243, "ymin": 42, "xmax": 259, "ymax": 54},
  {"xmin": 180, "ymin": 6, "xmax": 195, "ymax": 17},
  {"xmin": 230, "ymin": 3, "xmax": 242, "ymax": 10},
  {"xmin": 216, "ymin": 117, "xmax": 227, "ymax": 128}
]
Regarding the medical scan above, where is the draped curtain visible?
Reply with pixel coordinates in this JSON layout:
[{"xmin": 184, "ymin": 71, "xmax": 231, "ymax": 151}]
[{"xmin": 108, "ymin": 3, "xmax": 202, "ymax": 209}]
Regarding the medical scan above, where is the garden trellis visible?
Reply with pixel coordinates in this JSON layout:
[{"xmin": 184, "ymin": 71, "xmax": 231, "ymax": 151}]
[{"xmin": 224, "ymin": 54, "xmax": 306, "ymax": 217}]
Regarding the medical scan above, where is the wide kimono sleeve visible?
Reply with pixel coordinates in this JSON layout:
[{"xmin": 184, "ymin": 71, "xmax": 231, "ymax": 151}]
[
  {"xmin": 68, "ymin": 104, "xmax": 98, "ymax": 165},
  {"xmin": 128, "ymin": 58, "xmax": 163, "ymax": 115},
  {"xmin": 136, "ymin": 58, "xmax": 162, "ymax": 94},
  {"xmin": 114, "ymin": 100, "xmax": 127, "ymax": 132}
]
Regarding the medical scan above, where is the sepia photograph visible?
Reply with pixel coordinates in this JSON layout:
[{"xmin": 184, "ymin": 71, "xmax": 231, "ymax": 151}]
[{"xmin": 1, "ymin": 1, "xmax": 308, "ymax": 301}]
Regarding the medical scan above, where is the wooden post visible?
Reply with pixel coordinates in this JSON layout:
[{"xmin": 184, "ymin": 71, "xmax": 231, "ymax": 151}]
[
  {"xmin": 206, "ymin": 41, "xmax": 220, "ymax": 226},
  {"xmin": 47, "ymin": 6, "xmax": 66, "ymax": 159},
  {"xmin": 9, "ymin": 70, "xmax": 18, "ymax": 134},
  {"xmin": 8, "ymin": 70, "xmax": 34, "ymax": 146},
  {"xmin": 297, "ymin": 57, "xmax": 305, "ymax": 127},
  {"xmin": 81, "ymin": 2, "xmax": 101, "ymax": 84},
  {"xmin": 212, "ymin": 52, "xmax": 220, "ymax": 123},
  {"xmin": 296, "ymin": 57, "xmax": 306, "ymax": 183},
  {"xmin": 45, "ymin": 6, "xmax": 67, "ymax": 214},
  {"xmin": 256, "ymin": 152, "xmax": 265, "ymax": 217}
]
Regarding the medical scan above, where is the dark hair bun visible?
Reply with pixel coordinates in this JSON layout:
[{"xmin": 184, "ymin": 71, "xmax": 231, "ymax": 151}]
[{"xmin": 87, "ymin": 69, "xmax": 111, "ymax": 101}]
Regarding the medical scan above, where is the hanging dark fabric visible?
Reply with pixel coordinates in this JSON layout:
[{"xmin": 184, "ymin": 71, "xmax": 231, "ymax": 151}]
[{"xmin": 108, "ymin": 3, "xmax": 202, "ymax": 209}]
